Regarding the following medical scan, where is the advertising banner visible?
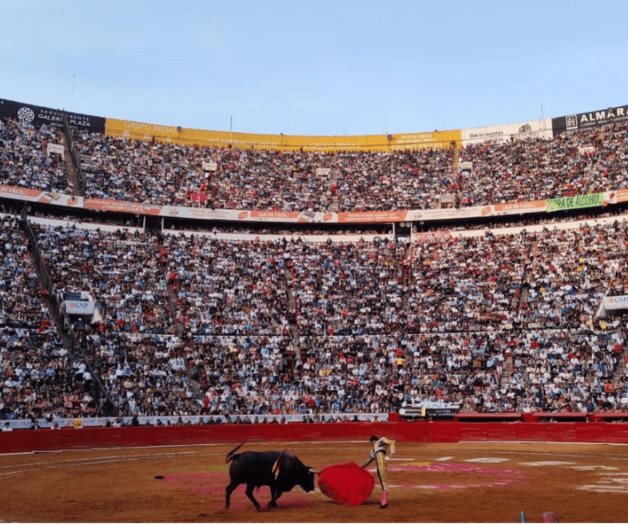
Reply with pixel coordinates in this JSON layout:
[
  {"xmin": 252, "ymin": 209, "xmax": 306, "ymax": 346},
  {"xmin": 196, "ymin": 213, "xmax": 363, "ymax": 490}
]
[
  {"xmin": 546, "ymin": 193, "xmax": 604, "ymax": 212},
  {"xmin": 105, "ymin": 117, "xmax": 461, "ymax": 152},
  {"xmin": 0, "ymin": 98, "xmax": 105, "ymax": 133},
  {"xmin": 407, "ymin": 206, "xmax": 484, "ymax": 221},
  {"xmin": 0, "ymin": 184, "xmax": 624, "ymax": 224},
  {"xmin": 337, "ymin": 210, "xmax": 408, "ymax": 223},
  {"xmin": 47, "ymin": 143, "xmax": 65, "ymax": 157},
  {"xmin": 0, "ymin": 185, "xmax": 83, "ymax": 207},
  {"xmin": 63, "ymin": 300, "xmax": 96, "ymax": 315},
  {"xmin": 552, "ymin": 104, "xmax": 628, "ymax": 135},
  {"xmin": 202, "ymin": 161, "xmax": 218, "ymax": 171},
  {"xmin": 603, "ymin": 295, "xmax": 628, "ymax": 311},
  {"xmin": 84, "ymin": 198, "xmax": 161, "ymax": 215},
  {"xmin": 490, "ymin": 200, "xmax": 547, "ymax": 215},
  {"xmin": 461, "ymin": 119, "xmax": 552, "ymax": 145}
]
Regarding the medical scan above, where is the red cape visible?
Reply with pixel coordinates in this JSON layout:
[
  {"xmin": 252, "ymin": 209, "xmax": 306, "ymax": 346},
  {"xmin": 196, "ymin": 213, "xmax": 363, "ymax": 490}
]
[{"xmin": 318, "ymin": 462, "xmax": 375, "ymax": 505}]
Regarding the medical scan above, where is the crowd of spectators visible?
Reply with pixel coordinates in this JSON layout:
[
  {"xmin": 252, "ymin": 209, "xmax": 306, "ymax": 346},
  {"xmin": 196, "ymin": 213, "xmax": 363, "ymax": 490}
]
[
  {"xmin": 0, "ymin": 327, "xmax": 97, "ymax": 421},
  {"xmin": 75, "ymin": 134, "xmax": 333, "ymax": 209},
  {"xmin": 0, "ymin": 216, "xmax": 48, "ymax": 328},
  {"xmin": 33, "ymin": 225, "xmax": 172, "ymax": 334},
  {"xmin": 523, "ymin": 223, "xmax": 626, "ymax": 329},
  {"xmin": 191, "ymin": 336, "xmax": 297, "ymax": 415},
  {"xmin": 1, "ymin": 216, "xmax": 96, "ymax": 422},
  {"xmin": 67, "ymin": 119, "xmax": 627, "ymax": 211},
  {"xmin": 289, "ymin": 239, "xmax": 407, "ymax": 335},
  {"xmin": 407, "ymin": 232, "xmax": 529, "ymax": 332},
  {"xmin": 2, "ymin": 110, "xmax": 626, "ymax": 423},
  {"xmin": 10, "ymin": 219, "xmax": 620, "ymax": 419},
  {"xmin": 0, "ymin": 116, "xmax": 67, "ymax": 192},
  {"xmin": 458, "ymin": 121, "xmax": 628, "ymax": 206},
  {"xmin": 77, "ymin": 332, "xmax": 198, "ymax": 416},
  {"xmin": 1, "ymin": 113, "xmax": 626, "ymax": 212},
  {"xmin": 163, "ymin": 235, "xmax": 291, "ymax": 335}
]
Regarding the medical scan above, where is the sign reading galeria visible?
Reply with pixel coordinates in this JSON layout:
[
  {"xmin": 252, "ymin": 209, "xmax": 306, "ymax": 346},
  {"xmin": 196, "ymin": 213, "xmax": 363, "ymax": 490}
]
[
  {"xmin": 552, "ymin": 104, "xmax": 628, "ymax": 134},
  {"xmin": 0, "ymin": 98, "xmax": 105, "ymax": 133}
]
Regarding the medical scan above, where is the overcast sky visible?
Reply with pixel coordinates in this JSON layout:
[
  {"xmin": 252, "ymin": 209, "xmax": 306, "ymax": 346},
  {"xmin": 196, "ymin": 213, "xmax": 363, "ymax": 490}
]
[{"xmin": 2, "ymin": 0, "xmax": 627, "ymax": 135}]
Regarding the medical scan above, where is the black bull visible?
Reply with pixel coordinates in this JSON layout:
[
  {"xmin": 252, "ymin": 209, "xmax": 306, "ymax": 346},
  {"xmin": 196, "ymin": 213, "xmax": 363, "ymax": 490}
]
[{"xmin": 225, "ymin": 443, "xmax": 317, "ymax": 510}]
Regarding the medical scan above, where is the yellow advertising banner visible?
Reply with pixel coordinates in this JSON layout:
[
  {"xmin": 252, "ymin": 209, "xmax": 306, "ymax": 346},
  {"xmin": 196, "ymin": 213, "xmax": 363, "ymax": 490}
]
[{"xmin": 105, "ymin": 118, "xmax": 461, "ymax": 152}]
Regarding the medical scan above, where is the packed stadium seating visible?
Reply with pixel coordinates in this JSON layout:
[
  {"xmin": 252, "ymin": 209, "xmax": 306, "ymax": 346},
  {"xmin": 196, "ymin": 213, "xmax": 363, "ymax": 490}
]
[
  {"xmin": 0, "ymin": 217, "xmax": 96, "ymax": 421},
  {"xmin": 73, "ymin": 119, "xmax": 625, "ymax": 210},
  {"xmin": 3, "ymin": 217, "xmax": 620, "ymax": 420},
  {"xmin": 3, "ymin": 113, "xmax": 626, "ymax": 212},
  {"xmin": 0, "ymin": 118, "xmax": 67, "ymax": 192},
  {"xmin": 0, "ymin": 107, "xmax": 626, "ymax": 424},
  {"xmin": 33, "ymin": 226, "xmax": 172, "ymax": 334},
  {"xmin": 457, "ymin": 123, "xmax": 627, "ymax": 206}
]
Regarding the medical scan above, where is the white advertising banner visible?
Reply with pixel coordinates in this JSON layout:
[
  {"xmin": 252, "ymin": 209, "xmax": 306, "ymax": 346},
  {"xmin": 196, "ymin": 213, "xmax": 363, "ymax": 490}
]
[
  {"xmin": 47, "ymin": 143, "xmax": 65, "ymax": 158},
  {"xmin": 603, "ymin": 295, "xmax": 628, "ymax": 311},
  {"xmin": 461, "ymin": 119, "xmax": 553, "ymax": 145},
  {"xmin": 63, "ymin": 300, "xmax": 96, "ymax": 315},
  {"xmin": 202, "ymin": 160, "xmax": 218, "ymax": 171}
]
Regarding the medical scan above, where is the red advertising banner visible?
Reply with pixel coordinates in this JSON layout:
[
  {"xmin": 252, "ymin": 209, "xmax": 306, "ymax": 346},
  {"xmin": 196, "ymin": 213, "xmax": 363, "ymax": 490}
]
[
  {"xmin": 84, "ymin": 199, "xmax": 161, "ymax": 216},
  {"xmin": 337, "ymin": 211, "xmax": 408, "ymax": 223}
]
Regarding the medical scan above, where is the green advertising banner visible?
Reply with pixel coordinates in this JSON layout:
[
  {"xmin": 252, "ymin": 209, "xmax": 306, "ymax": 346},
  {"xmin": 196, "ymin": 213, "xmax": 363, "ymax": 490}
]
[{"xmin": 546, "ymin": 192, "xmax": 604, "ymax": 212}]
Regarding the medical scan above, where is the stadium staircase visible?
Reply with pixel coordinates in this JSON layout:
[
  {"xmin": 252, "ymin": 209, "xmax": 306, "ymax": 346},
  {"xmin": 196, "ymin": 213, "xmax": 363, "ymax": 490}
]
[
  {"xmin": 155, "ymin": 237, "xmax": 185, "ymax": 338},
  {"xmin": 451, "ymin": 141, "xmax": 460, "ymax": 175},
  {"xmin": 400, "ymin": 243, "xmax": 413, "ymax": 319},
  {"xmin": 612, "ymin": 341, "xmax": 627, "ymax": 387},
  {"xmin": 283, "ymin": 268, "xmax": 302, "ymax": 360},
  {"xmin": 19, "ymin": 213, "xmax": 116, "ymax": 416},
  {"xmin": 154, "ymin": 236, "xmax": 205, "ymax": 404},
  {"xmin": 62, "ymin": 117, "xmax": 86, "ymax": 196},
  {"xmin": 60, "ymin": 133, "xmax": 81, "ymax": 196},
  {"xmin": 451, "ymin": 140, "xmax": 461, "ymax": 206},
  {"xmin": 185, "ymin": 367, "xmax": 204, "ymax": 405},
  {"xmin": 329, "ymin": 167, "xmax": 339, "ymax": 212},
  {"xmin": 514, "ymin": 236, "xmax": 539, "ymax": 324}
]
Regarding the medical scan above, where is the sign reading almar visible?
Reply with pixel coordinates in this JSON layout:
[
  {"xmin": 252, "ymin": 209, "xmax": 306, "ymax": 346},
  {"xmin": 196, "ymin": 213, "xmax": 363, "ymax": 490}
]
[{"xmin": 547, "ymin": 192, "xmax": 604, "ymax": 212}]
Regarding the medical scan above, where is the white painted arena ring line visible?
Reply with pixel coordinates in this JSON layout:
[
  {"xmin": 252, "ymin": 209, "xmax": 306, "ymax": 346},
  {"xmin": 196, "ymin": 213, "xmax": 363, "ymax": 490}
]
[
  {"xmin": 0, "ymin": 442, "xmax": 375, "ymax": 473},
  {"xmin": 1, "ymin": 439, "xmax": 371, "ymax": 457}
]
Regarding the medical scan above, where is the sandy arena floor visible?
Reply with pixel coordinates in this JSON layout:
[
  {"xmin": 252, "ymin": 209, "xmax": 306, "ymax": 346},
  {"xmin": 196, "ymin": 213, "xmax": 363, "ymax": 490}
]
[{"xmin": 0, "ymin": 441, "xmax": 627, "ymax": 522}]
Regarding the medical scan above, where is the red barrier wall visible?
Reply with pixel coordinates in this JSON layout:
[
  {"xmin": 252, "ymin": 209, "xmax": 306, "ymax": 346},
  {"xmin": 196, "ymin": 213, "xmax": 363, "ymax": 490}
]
[{"xmin": 1, "ymin": 422, "xmax": 627, "ymax": 454}]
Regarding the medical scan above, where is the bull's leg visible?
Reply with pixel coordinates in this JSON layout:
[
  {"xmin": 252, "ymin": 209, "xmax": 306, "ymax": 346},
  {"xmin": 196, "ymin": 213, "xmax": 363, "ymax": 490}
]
[
  {"xmin": 269, "ymin": 488, "xmax": 283, "ymax": 508},
  {"xmin": 225, "ymin": 481, "xmax": 239, "ymax": 509},
  {"xmin": 245, "ymin": 483, "xmax": 261, "ymax": 511}
]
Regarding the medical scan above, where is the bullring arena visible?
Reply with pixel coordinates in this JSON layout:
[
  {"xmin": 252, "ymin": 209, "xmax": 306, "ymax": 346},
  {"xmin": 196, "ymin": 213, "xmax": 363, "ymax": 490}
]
[
  {"xmin": 0, "ymin": 422, "xmax": 628, "ymax": 522},
  {"xmin": 1, "ymin": 433, "xmax": 627, "ymax": 522},
  {"xmin": 1, "ymin": 93, "xmax": 627, "ymax": 523}
]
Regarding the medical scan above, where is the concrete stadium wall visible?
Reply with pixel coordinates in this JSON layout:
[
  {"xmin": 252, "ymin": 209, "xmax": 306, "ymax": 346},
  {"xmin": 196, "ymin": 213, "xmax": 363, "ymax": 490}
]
[{"xmin": 1, "ymin": 422, "xmax": 627, "ymax": 454}]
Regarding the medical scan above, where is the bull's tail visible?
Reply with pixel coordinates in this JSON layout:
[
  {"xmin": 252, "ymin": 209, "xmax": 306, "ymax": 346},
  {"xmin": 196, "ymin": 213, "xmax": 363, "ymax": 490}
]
[{"xmin": 225, "ymin": 442, "xmax": 245, "ymax": 463}]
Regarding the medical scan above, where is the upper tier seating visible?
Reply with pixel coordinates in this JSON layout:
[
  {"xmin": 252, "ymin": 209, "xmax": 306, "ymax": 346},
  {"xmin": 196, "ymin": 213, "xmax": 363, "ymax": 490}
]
[{"xmin": 0, "ymin": 117, "xmax": 67, "ymax": 192}]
